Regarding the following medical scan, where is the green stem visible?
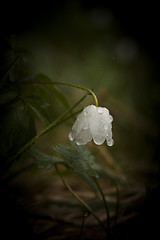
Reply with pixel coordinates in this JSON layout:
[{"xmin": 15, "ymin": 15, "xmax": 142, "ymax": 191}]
[
  {"xmin": 55, "ymin": 82, "xmax": 98, "ymax": 107},
  {"xmin": 55, "ymin": 164, "xmax": 106, "ymax": 233},
  {"xmin": 9, "ymin": 95, "xmax": 86, "ymax": 163},
  {"xmin": 23, "ymin": 80, "xmax": 99, "ymax": 107},
  {"xmin": 78, "ymin": 212, "xmax": 86, "ymax": 240},
  {"xmin": 94, "ymin": 178, "xmax": 110, "ymax": 237},
  {"xmin": 114, "ymin": 181, "xmax": 120, "ymax": 226},
  {"xmin": 57, "ymin": 108, "xmax": 82, "ymax": 126}
]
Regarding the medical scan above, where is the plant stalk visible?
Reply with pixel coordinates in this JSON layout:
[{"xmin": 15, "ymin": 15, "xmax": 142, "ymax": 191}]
[
  {"xmin": 94, "ymin": 178, "xmax": 110, "ymax": 238},
  {"xmin": 55, "ymin": 164, "xmax": 107, "ymax": 234},
  {"xmin": 23, "ymin": 80, "xmax": 99, "ymax": 107}
]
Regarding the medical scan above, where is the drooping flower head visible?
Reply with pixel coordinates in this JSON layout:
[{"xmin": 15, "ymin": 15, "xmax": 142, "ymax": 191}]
[{"xmin": 69, "ymin": 105, "xmax": 114, "ymax": 146}]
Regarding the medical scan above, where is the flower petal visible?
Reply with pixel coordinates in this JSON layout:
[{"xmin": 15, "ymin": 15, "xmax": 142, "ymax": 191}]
[
  {"xmin": 69, "ymin": 105, "xmax": 114, "ymax": 146},
  {"xmin": 74, "ymin": 128, "xmax": 92, "ymax": 145}
]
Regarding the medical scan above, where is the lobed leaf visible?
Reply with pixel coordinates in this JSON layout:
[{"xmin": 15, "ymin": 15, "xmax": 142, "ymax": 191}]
[
  {"xmin": 26, "ymin": 94, "xmax": 52, "ymax": 126},
  {"xmin": 53, "ymin": 142, "xmax": 99, "ymax": 178},
  {"xmin": 0, "ymin": 54, "xmax": 20, "ymax": 88},
  {"xmin": 53, "ymin": 142, "xmax": 99, "ymax": 192},
  {"xmin": 30, "ymin": 148, "xmax": 63, "ymax": 170},
  {"xmin": 34, "ymin": 74, "xmax": 70, "ymax": 110},
  {"xmin": 0, "ymin": 100, "xmax": 36, "ymax": 158},
  {"xmin": 0, "ymin": 88, "xmax": 18, "ymax": 107}
]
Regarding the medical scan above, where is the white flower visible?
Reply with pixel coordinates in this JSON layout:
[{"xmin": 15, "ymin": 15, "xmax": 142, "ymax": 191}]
[{"xmin": 69, "ymin": 105, "xmax": 114, "ymax": 146}]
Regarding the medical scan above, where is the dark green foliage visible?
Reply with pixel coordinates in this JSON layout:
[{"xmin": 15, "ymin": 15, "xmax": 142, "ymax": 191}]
[
  {"xmin": 30, "ymin": 148, "xmax": 63, "ymax": 170},
  {"xmin": 26, "ymin": 94, "xmax": 52, "ymax": 126},
  {"xmin": 0, "ymin": 87, "xmax": 18, "ymax": 106},
  {"xmin": 53, "ymin": 142, "xmax": 99, "ymax": 192},
  {"xmin": 0, "ymin": 37, "xmax": 31, "ymax": 89},
  {"xmin": 0, "ymin": 37, "xmax": 37, "ymax": 169},
  {"xmin": 0, "ymin": 37, "xmax": 73, "ymax": 169},
  {"xmin": 34, "ymin": 73, "xmax": 70, "ymax": 110},
  {"xmin": 0, "ymin": 37, "xmax": 100, "ymax": 199},
  {"xmin": 30, "ymin": 142, "xmax": 99, "ymax": 192},
  {"xmin": 0, "ymin": 54, "xmax": 20, "ymax": 88},
  {"xmin": 54, "ymin": 142, "xmax": 98, "ymax": 178},
  {"xmin": 21, "ymin": 74, "xmax": 72, "ymax": 126},
  {"xmin": 0, "ymin": 99, "xmax": 36, "ymax": 158}
]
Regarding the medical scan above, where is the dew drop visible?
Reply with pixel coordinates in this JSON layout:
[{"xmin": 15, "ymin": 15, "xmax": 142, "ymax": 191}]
[
  {"xmin": 76, "ymin": 141, "xmax": 85, "ymax": 145},
  {"xmin": 82, "ymin": 123, "xmax": 89, "ymax": 130},
  {"xmin": 77, "ymin": 115, "xmax": 81, "ymax": 121},
  {"xmin": 69, "ymin": 132, "xmax": 74, "ymax": 141},
  {"xmin": 97, "ymin": 107, "xmax": 103, "ymax": 114},
  {"xmin": 93, "ymin": 137, "xmax": 105, "ymax": 145},
  {"xmin": 107, "ymin": 139, "xmax": 114, "ymax": 146},
  {"xmin": 83, "ymin": 126, "xmax": 88, "ymax": 130},
  {"xmin": 84, "ymin": 212, "xmax": 89, "ymax": 217},
  {"xmin": 83, "ymin": 109, "xmax": 87, "ymax": 116},
  {"xmin": 109, "ymin": 115, "xmax": 113, "ymax": 122},
  {"xmin": 103, "ymin": 108, "xmax": 109, "ymax": 114}
]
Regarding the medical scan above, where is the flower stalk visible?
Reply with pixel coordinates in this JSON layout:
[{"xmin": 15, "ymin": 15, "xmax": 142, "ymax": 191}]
[
  {"xmin": 94, "ymin": 177, "xmax": 111, "ymax": 237},
  {"xmin": 55, "ymin": 164, "xmax": 107, "ymax": 234},
  {"xmin": 23, "ymin": 79, "xmax": 99, "ymax": 107},
  {"xmin": 54, "ymin": 82, "xmax": 99, "ymax": 107}
]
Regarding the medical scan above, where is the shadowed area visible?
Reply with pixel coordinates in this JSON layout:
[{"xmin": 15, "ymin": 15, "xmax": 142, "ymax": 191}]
[{"xmin": 0, "ymin": 1, "xmax": 160, "ymax": 239}]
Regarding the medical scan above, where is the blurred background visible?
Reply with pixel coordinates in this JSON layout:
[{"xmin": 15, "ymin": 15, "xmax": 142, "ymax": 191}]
[{"xmin": 0, "ymin": 1, "xmax": 160, "ymax": 239}]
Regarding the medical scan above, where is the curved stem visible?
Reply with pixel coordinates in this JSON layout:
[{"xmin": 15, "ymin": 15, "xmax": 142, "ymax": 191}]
[
  {"xmin": 55, "ymin": 164, "xmax": 106, "ymax": 233},
  {"xmin": 23, "ymin": 80, "xmax": 99, "ymax": 107},
  {"xmin": 55, "ymin": 82, "xmax": 98, "ymax": 107}
]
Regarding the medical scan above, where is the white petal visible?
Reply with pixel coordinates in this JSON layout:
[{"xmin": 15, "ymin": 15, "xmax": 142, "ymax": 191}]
[
  {"xmin": 68, "ymin": 104, "xmax": 114, "ymax": 146},
  {"xmin": 74, "ymin": 128, "xmax": 92, "ymax": 145},
  {"xmin": 93, "ymin": 135, "xmax": 105, "ymax": 145},
  {"xmin": 72, "ymin": 112, "xmax": 86, "ymax": 135}
]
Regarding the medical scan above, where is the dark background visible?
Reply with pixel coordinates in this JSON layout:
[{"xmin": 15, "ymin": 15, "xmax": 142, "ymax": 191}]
[
  {"xmin": 1, "ymin": 1, "xmax": 159, "ymax": 60},
  {"xmin": 1, "ymin": 1, "xmax": 160, "ymax": 239}
]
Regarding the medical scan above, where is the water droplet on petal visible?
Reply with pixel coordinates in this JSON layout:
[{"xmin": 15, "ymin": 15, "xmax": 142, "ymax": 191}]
[
  {"xmin": 83, "ymin": 126, "xmax": 89, "ymax": 130},
  {"xmin": 93, "ymin": 136, "xmax": 105, "ymax": 145},
  {"xmin": 109, "ymin": 115, "xmax": 113, "ymax": 122},
  {"xmin": 107, "ymin": 139, "xmax": 114, "ymax": 146},
  {"xmin": 69, "ymin": 132, "xmax": 74, "ymax": 141},
  {"xmin": 76, "ymin": 140, "xmax": 86, "ymax": 145},
  {"xmin": 97, "ymin": 107, "xmax": 103, "ymax": 113},
  {"xmin": 103, "ymin": 108, "xmax": 109, "ymax": 114},
  {"xmin": 83, "ymin": 109, "xmax": 87, "ymax": 116},
  {"xmin": 77, "ymin": 115, "xmax": 81, "ymax": 121}
]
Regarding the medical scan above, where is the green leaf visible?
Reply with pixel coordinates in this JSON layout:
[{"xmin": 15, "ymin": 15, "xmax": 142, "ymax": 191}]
[
  {"xmin": 53, "ymin": 142, "xmax": 99, "ymax": 178},
  {"xmin": 26, "ymin": 94, "xmax": 52, "ymax": 125},
  {"xmin": 71, "ymin": 141, "xmax": 95, "ymax": 166},
  {"xmin": 53, "ymin": 142, "xmax": 99, "ymax": 192},
  {"xmin": 78, "ymin": 173, "xmax": 99, "ymax": 192},
  {"xmin": 0, "ymin": 100, "xmax": 36, "ymax": 158},
  {"xmin": 0, "ymin": 54, "xmax": 20, "ymax": 88},
  {"xmin": 95, "ymin": 164, "xmax": 130, "ymax": 186},
  {"xmin": 0, "ymin": 88, "xmax": 18, "ymax": 107},
  {"xmin": 34, "ymin": 74, "xmax": 70, "ymax": 110},
  {"xmin": 30, "ymin": 148, "xmax": 63, "ymax": 170}
]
